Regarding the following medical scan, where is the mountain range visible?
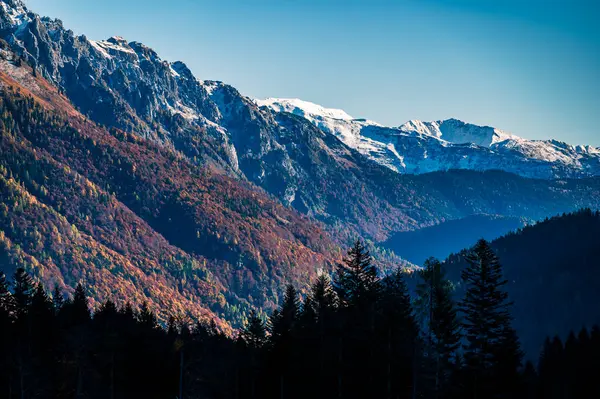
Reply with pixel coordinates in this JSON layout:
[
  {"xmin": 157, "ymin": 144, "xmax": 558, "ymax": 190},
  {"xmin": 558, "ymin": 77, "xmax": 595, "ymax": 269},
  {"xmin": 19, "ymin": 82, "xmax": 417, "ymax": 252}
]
[
  {"xmin": 1, "ymin": 0, "xmax": 600, "ymax": 329},
  {"xmin": 259, "ymin": 98, "xmax": 600, "ymax": 179}
]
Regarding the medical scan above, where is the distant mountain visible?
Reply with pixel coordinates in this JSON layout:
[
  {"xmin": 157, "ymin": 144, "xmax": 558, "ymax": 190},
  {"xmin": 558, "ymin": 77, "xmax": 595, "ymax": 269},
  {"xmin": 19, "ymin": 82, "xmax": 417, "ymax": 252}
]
[
  {"xmin": 444, "ymin": 209, "xmax": 600, "ymax": 358},
  {"xmin": 259, "ymin": 98, "xmax": 600, "ymax": 179},
  {"xmin": 383, "ymin": 214, "xmax": 528, "ymax": 265}
]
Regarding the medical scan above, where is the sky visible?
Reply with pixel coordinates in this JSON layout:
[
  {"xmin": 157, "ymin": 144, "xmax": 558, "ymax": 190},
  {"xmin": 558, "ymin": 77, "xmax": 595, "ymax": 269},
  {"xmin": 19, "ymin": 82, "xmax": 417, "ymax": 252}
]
[{"xmin": 24, "ymin": 0, "xmax": 600, "ymax": 146}]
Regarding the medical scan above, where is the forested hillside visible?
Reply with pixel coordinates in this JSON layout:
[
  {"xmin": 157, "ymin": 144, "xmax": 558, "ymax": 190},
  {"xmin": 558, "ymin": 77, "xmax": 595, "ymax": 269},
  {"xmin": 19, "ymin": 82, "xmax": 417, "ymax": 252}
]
[
  {"xmin": 444, "ymin": 209, "xmax": 600, "ymax": 357},
  {"xmin": 0, "ymin": 57, "xmax": 339, "ymax": 328},
  {"xmin": 383, "ymin": 214, "xmax": 527, "ymax": 265}
]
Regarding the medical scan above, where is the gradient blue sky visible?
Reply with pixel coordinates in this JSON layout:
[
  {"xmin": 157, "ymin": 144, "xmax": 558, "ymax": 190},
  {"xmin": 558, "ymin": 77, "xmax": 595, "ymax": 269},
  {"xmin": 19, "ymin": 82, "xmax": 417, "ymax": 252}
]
[{"xmin": 25, "ymin": 0, "xmax": 600, "ymax": 145}]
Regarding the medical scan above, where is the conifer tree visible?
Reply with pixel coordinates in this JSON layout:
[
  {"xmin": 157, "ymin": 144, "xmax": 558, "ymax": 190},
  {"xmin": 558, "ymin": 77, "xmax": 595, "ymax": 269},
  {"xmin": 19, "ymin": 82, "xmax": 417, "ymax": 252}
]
[
  {"xmin": 334, "ymin": 240, "xmax": 381, "ymax": 399},
  {"xmin": 460, "ymin": 239, "xmax": 522, "ymax": 399},
  {"xmin": 52, "ymin": 284, "xmax": 64, "ymax": 313},
  {"xmin": 415, "ymin": 258, "xmax": 461, "ymax": 398},
  {"xmin": 240, "ymin": 311, "xmax": 267, "ymax": 349},
  {"xmin": 311, "ymin": 274, "xmax": 337, "ymax": 317},
  {"xmin": 309, "ymin": 274, "xmax": 337, "ymax": 398},
  {"xmin": 431, "ymin": 278, "xmax": 462, "ymax": 399},
  {"xmin": 138, "ymin": 302, "xmax": 158, "ymax": 330},
  {"xmin": 334, "ymin": 240, "xmax": 380, "ymax": 309},
  {"xmin": 13, "ymin": 267, "xmax": 34, "ymax": 317},
  {"xmin": 0, "ymin": 271, "xmax": 15, "ymax": 318},
  {"xmin": 71, "ymin": 283, "xmax": 91, "ymax": 324},
  {"xmin": 269, "ymin": 284, "xmax": 299, "ymax": 343},
  {"xmin": 31, "ymin": 283, "xmax": 53, "ymax": 320},
  {"xmin": 378, "ymin": 269, "xmax": 420, "ymax": 399},
  {"xmin": 268, "ymin": 285, "xmax": 300, "ymax": 399}
]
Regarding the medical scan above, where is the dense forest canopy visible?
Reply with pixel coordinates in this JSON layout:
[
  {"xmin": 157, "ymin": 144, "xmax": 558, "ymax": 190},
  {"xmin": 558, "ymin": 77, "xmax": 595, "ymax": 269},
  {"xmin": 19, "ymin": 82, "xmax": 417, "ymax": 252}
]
[{"xmin": 1, "ymin": 238, "xmax": 599, "ymax": 398}]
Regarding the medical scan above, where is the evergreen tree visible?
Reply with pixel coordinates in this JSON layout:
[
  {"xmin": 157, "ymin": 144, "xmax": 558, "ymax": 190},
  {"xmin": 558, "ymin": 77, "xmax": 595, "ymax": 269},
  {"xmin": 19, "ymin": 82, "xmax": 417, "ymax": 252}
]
[
  {"xmin": 431, "ymin": 277, "xmax": 462, "ymax": 399},
  {"xmin": 52, "ymin": 284, "xmax": 64, "ymax": 313},
  {"xmin": 311, "ymin": 274, "xmax": 337, "ymax": 317},
  {"xmin": 415, "ymin": 258, "xmax": 461, "ymax": 398},
  {"xmin": 13, "ymin": 267, "xmax": 34, "ymax": 317},
  {"xmin": 70, "ymin": 283, "xmax": 91, "ymax": 324},
  {"xmin": 268, "ymin": 284, "xmax": 299, "ymax": 399},
  {"xmin": 138, "ymin": 302, "xmax": 158, "ymax": 330},
  {"xmin": 415, "ymin": 258, "xmax": 451, "ymax": 333},
  {"xmin": 377, "ymin": 269, "xmax": 420, "ymax": 399},
  {"xmin": 333, "ymin": 240, "xmax": 381, "ymax": 399},
  {"xmin": 460, "ymin": 239, "xmax": 522, "ymax": 399},
  {"xmin": 334, "ymin": 240, "xmax": 380, "ymax": 309},
  {"xmin": 308, "ymin": 274, "xmax": 337, "ymax": 399},
  {"xmin": 240, "ymin": 311, "xmax": 267, "ymax": 349},
  {"xmin": 269, "ymin": 284, "xmax": 299, "ymax": 344}
]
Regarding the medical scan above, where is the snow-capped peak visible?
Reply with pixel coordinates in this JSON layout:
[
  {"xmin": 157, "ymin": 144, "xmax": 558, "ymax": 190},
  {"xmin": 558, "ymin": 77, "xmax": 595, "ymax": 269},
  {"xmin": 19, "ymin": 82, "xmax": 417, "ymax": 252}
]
[
  {"xmin": 1, "ymin": 0, "xmax": 30, "ymax": 28},
  {"xmin": 88, "ymin": 36, "xmax": 136, "ymax": 59},
  {"xmin": 256, "ymin": 98, "xmax": 355, "ymax": 121},
  {"xmin": 399, "ymin": 118, "xmax": 516, "ymax": 148}
]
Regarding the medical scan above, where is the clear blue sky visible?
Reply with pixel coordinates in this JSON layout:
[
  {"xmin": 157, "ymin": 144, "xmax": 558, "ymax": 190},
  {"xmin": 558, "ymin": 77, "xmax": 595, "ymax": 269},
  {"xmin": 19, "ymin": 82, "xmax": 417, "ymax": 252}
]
[{"xmin": 25, "ymin": 0, "xmax": 600, "ymax": 145}]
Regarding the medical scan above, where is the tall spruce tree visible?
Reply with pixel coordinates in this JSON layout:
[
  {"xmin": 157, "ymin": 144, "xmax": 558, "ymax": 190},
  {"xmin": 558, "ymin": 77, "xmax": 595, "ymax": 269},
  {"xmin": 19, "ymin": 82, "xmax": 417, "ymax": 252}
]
[
  {"xmin": 241, "ymin": 311, "xmax": 267, "ymax": 350},
  {"xmin": 415, "ymin": 258, "xmax": 461, "ymax": 398},
  {"xmin": 431, "ymin": 277, "xmax": 462, "ymax": 399},
  {"xmin": 309, "ymin": 274, "xmax": 337, "ymax": 398},
  {"xmin": 334, "ymin": 240, "xmax": 381, "ymax": 399},
  {"xmin": 268, "ymin": 284, "xmax": 300, "ymax": 399},
  {"xmin": 378, "ymin": 269, "xmax": 421, "ymax": 399},
  {"xmin": 460, "ymin": 239, "xmax": 522, "ymax": 399},
  {"xmin": 13, "ymin": 267, "xmax": 34, "ymax": 318},
  {"xmin": 334, "ymin": 240, "xmax": 380, "ymax": 309},
  {"xmin": 52, "ymin": 285, "xmax": 64, "ymax": 313}
]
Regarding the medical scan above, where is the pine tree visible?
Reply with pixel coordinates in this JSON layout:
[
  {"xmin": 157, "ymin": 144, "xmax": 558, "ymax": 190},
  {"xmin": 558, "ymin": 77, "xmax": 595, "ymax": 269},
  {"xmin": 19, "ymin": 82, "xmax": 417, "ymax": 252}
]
[
  {"xmin": 378, "ymin": 269, "xmax": 420, "ymax": 399},
  {"xmin": 309, "ymin": 274, "xmax": 337, "ymax": 398},
  {"xmin": 333, "ymin": 240, "xmax": 381, "ymax": 399},
  {"xmin": 415, "ymin": 258, "xmax": 460, "ymax": 398},
  {"xmin": 238, "ymin": 311, "xmax": 267, "ymax": 399},
  {"xmin": 431, "ymin": 278, "xmax": 462, "ymax": 399},
  {"xmin": 269, "ymin": 284, "xmax": 299, "ymax": 344},
  {"xmin": 415, "ymin": 258, "xmax": 451, "ymax": 333},
  {"xmin": 311, "ymin": 274, "xmax": 337, "ymax": 317},
  {"xmin": 71, "ymin": 283, "xmax": 91, "ymax": 324},
  {"xmin": 52, "ymin": 284, "xmax": 64, "ymax": 313},
  {"xmin": 460, "ymin": 239, "xmax": 522, "ymax": 399},
  {"xmin": 138, "ymin": 302, "xmax": 158, "ymax": 330},
  {"xmin": 240, "ymin": 311, "xmax": 267, "ymax": 349},
  {"xmin": 268, "ymin": 285, "xmax": 300, "ymax": 399},
  {"xmin": 334, "ymin": 240, "xmax": 380, "ymax": 309},
  {"xmin": 13, "ymin": 267, "xmax": 34, "ymax": 318},
  {"xmin": 31, "ymin": 284, "xmax": 53, "ymax": 319}
]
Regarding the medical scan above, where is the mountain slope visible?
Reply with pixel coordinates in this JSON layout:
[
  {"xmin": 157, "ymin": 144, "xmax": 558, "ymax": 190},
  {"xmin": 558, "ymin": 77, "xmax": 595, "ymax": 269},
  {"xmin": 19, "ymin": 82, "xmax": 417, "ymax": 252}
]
[
  {"xmin": 260, "ymin": 98, "xmax": 600, "ymax": 179},
  {"xmin": 443, "ymin": 209, "xmax": 600, "ymax": 358},
  {"xmin": 0, "ymin": 49, "xmax": 339, "ymax": 327}
]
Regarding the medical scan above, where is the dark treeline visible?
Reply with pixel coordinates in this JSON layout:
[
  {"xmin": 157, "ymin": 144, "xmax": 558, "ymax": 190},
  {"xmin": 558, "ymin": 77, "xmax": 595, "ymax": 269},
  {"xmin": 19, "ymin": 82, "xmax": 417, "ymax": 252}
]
[{"xmin": 1, "ymin": 240, "xmax": 599, "ymax": 399}]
